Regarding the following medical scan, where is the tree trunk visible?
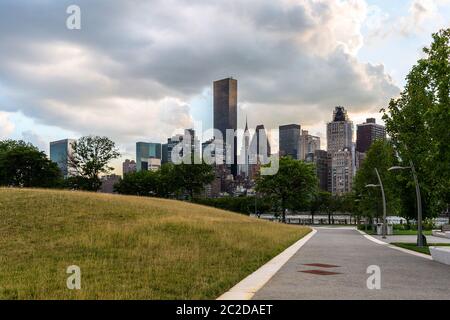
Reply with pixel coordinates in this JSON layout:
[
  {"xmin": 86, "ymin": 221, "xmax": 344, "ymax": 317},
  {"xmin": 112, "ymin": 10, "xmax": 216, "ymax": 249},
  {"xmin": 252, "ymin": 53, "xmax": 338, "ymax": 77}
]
[{"xmin": 281, "ymin": 198, "xmax": 286, "ymax": 223}]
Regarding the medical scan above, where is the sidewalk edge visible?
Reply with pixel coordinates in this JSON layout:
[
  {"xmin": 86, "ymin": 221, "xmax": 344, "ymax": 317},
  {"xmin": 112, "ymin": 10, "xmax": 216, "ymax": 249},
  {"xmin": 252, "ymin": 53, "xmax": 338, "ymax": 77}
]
[
  {"xmin": 217, "ymin": 228, "xmax": 317, "ymax": 300},
  {"xmin": 357, "ymin": 229, "xmax": 432, "ymax": 260}
]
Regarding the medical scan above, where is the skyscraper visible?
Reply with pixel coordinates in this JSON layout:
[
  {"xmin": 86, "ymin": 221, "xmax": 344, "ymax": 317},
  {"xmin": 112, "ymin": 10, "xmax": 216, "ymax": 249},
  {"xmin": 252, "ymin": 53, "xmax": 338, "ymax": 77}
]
[
  {"xmin": 50, "ymin": 139, "xmax": 76, "ymax": 178},
  {"xmin": 163, "ymin": 134, "xmax": 183, "ymax": 164},
  {"xmin": 327, "ymin": 106, "xmax": 353, "ymax": 154},
  {"xmin": 213, "ymin": 77, "xmax": 238, "ymax": 176},
  {"xmin": 136, "ymin": 142, "xmax": 162, "ymax": 171},
  {"xmin": 326, "ymin": 106, "xmax": 354, "ymax": 195},
  {"xmin": 122, "ymin": 159, "xmax": 136, "ymax": 175},
  {"xmin": 240, "ymin": 118, "xmax": 252, "ymax": 177},
  {"xmin": 305, "ymin": 150, "xmax": 328, "ymax": 191},
  {"xmin": 331, "ymin": 148, "xmax": 353, "ymax": 195},
  {"xmin": 162, "ymin": 129, "xmax": 200, "ymax": 164},
  {"xmin": 299, "ymin": 130, "xmax": 321, "ymax": 160},
  {"xmin": 279, "ymin": 124, "xmax": 301, "ymax": 159},
  {"xmin": 356, "ymin": 118, "xmax": 386, "ymax": 153},
  {"xmin": 213, "ymin": 78, "xmax": 238, "ymax": 140},
  {"xmin": 250, "ymin": 124, "xmax": 271, "ymax": 164}
]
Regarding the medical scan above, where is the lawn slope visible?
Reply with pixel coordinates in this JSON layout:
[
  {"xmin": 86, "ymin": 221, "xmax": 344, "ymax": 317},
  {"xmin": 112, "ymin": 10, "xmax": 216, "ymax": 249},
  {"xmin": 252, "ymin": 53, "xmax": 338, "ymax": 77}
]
[{"xmin": 0, "ymin": 188, "xmax": 310, "ymax": 299}]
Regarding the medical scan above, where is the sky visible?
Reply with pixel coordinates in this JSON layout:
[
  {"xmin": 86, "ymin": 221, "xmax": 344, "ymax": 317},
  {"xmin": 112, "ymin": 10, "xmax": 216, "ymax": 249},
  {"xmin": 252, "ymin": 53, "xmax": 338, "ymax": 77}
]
[{"xmin": 0, "ymin": 0, "xmax": 449, "ymax": 174}]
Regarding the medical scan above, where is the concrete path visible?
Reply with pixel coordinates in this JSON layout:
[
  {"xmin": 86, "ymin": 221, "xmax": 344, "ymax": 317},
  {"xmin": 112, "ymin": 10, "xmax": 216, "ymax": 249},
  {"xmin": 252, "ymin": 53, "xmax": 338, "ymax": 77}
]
[{"xmin": 253, "ymin": 227, "xmax": 450, "ymax": 300}]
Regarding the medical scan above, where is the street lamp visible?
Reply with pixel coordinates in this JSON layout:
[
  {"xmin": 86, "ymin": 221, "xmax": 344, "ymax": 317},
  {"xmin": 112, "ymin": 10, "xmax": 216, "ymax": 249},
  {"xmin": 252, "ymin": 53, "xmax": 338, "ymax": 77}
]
[
  {"xmin": 365, "ymin": 168, "xmax": 387, "ymax": 239},
  {"xmin": 389, "ymin": 160, "xmax": 426, "ymax": 247}
]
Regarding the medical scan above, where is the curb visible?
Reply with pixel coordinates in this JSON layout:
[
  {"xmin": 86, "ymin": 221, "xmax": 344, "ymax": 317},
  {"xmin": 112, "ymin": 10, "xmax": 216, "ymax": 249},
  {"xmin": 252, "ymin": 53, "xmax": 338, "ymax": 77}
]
[
  {"xmin": 357, "ymin": 229, "xmax": 432, "ymax": 260},
  {"xmin": 217, "ymin": 228, "xmax": 317, "ymax": 300}
]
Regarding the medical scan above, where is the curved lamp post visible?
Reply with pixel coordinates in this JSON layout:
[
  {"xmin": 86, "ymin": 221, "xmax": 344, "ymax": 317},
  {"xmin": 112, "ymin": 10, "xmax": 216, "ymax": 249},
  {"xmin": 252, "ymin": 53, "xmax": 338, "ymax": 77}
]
[
  {"xmin": 389, "ymin": 160, "xmax": 426, "ymax": 247},
  {"xmin": 366, "ymin": 168, "xmax": 387, "ymax": 239}
]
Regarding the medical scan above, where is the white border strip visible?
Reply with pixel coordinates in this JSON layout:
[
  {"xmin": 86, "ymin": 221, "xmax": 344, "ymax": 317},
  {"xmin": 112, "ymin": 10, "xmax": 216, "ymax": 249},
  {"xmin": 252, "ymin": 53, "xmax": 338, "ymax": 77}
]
[
  {"xmin": 357, "ymin": 230, "xmax": 432, "ymax": 260},
  {"xmin": 217, "ymin": 228, "xmax": 317, "ymax": 300}
]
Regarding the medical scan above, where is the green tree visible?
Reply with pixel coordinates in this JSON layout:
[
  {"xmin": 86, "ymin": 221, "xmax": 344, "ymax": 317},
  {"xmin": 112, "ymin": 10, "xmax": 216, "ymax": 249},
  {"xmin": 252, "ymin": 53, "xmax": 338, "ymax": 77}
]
[
  {"xmin": 310, "ymin": 191, "xmax": 333, "ymax": 224},
  {"xmin": 353, "ymin": 140, "xmax": 398, "ymax": 220},
  {"xmin": 114, "ymin": 170, "xmax": 158, "ymax": 196},
  {"xmin": 382, "ymin": 28, "xmax": 450, "ymax": 216},
  {"xmin": 256, "ymin": 157, "xmax": 318, "ymax": 223},
  {"xmin": 68, "ymin": 136, "xmax": 120, "ymax": 191},
  {"xmin": 154, "ymin": 163, "xmax": 178, "ymax": 198},
  {"xmin": 0, "ymin": 140, "xmax": 62, "ymax": 188},
  {"xmin": 172, "ymin": 161, "xmax": 215, "ymax": 200},
  {"xmin": 114, "ymin": 163, "xmax": 178, "ymax": 198}
]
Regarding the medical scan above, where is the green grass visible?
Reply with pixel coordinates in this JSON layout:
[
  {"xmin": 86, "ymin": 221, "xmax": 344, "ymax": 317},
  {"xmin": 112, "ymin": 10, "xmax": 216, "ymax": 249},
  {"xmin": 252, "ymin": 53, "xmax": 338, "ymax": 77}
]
[
  {"xmin": 392, "ymin": 229, "xmax": 433, "ymax": 236},
  {"xmin": 391, "ymin": 243, "xmax": 450, "ymax": 255},
  {"xmin": 363, "ymin": 229, "xmax": 432, "ymax": 236},
  {"xmin": 0, "ymin": 188, "xmax": 310, "ymax": 300}
]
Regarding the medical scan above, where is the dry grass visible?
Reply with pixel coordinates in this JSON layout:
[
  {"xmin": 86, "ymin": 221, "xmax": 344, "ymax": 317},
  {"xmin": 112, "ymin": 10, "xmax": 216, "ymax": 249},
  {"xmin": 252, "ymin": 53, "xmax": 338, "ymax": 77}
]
[{"xmin": 0, "ymin": 188, "xmax": 310, "ymax": 300}]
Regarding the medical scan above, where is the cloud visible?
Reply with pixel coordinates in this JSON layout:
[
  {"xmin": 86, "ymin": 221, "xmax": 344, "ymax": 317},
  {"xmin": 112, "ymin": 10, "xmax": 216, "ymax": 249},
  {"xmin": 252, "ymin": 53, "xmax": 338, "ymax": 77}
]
[
  {"xmin": 0, "ymin": 112, "xmax": 15, "ymax": 139},
  {"xmin": 0, "ymin": 0, "xmax": 400, "ymax": 152},
  {"xmin": 21, "ymin": 130, "xmax": 48, "ymax": 153},
  {"xmin": 366, "ymin": 0, "xmax": 450, "ymax": 40}
]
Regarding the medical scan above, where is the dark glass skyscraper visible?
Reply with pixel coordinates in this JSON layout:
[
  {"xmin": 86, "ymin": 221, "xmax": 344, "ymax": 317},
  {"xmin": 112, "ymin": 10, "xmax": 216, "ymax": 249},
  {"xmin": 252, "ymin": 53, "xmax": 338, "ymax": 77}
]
[
  {"xmin": 50, "ymin": 139, "xmax": 76, "ymax": 178},
  {"xmin": 213, "ymin": 77, "xmax": 238, "ymax": 176},
  {"xmin": 279, "ymin": 124, "xmax": 301, "ymax": 159},
  {"xmin": 213, "ymin": 78, "xmax": 237, "ymax": 140}
]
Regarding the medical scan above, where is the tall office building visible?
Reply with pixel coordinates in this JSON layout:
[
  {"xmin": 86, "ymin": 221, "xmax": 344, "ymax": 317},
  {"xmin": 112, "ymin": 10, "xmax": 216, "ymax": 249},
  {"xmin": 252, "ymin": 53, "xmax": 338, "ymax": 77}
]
[
  {"xmin": 136, "ymin": 142, "xmax": 162, "ymax": 171},
  {"xmin": 50, "ymin": 139, "xmax": 76, "ymax": 178},
  {"xmin": 326, "ymin": 107, "xmax": 354, "ymax": 195},
  {"xmin": 279, "ymin": 124, "xmax": 301, "ymax": 159},
  {"xmin": 182, "ymin": 128, "xmax": 201, "ymax": 162},
  {"xmin": 239, "ymin": 118, "xmax": 252, "ymax": 177},
  {"xmin": 213, "ymin": 77, "xmax": 238, "ymax": 176},
  {"xmin": 305, "ymin": 150, "xmax": 328, "ymax": 191},
  {"xmin": 163, "ymin": 129, "xmax": 200, "ymax": 164},
  {"xmin": 122, "ymin": 159, "xmax": 136, "ymax": 175},
  {"xmin": 163, "ymin": 134, "xmax": 183, "ymax": 164},
  {"xmin": 331, "ymin": 148, "xmax": 353, "ymax": 195},
  {"xmin": 356, "ymin": 118, "xmax": 386, "ymax": 153},
  {"xmin": 250, "ymin": 124, "xmax": 271, "ymax": 164},
  {"xmin": 327, "ymin": 106, "xmax": 353, "ymax": 154},
  {"xmin": 299, "ymin": 130, "xmax": 321, "ymax": 160}
]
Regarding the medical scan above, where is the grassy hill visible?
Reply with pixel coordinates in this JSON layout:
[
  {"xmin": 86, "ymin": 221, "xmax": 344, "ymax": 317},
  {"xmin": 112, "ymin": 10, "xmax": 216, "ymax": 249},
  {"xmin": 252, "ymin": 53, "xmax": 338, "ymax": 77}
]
[{"xmin": 0, "ymin": 188, "xmax": 310, "ymax": 299}]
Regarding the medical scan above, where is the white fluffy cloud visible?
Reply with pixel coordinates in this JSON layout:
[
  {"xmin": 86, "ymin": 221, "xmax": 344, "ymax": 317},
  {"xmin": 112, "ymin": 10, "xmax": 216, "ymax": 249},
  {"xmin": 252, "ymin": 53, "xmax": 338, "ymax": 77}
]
[
  {"xmin": 366, "ymin": 0, "xmax": 450, "ymax": 40},
  {"xmin": 0, "ymin": 112, "xmax": 15, "ymax": 139},
  {"xmin": 0, "ymin": 0, "xmax": 400, "ymax": 150}
]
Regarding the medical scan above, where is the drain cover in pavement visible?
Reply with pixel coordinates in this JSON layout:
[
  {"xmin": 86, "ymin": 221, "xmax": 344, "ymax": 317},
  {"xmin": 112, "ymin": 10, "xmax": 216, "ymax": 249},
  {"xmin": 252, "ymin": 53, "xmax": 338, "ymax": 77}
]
[
  {"xmin": 299, "ymin": 270, "xmax": 342, "ymax": 276},
  {"xmin": 302, "ymin": 263, "xmax": 340, "ymax": 268}
]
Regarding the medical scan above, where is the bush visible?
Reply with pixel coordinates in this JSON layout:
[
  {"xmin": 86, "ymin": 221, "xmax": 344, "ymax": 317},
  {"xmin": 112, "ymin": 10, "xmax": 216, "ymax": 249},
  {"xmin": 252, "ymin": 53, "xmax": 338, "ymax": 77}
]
[
  {"xmin": 357, "ymin": 224, "xmax": 374, "ymax": 231},
  {"xmin": 194, "ymin": 196, "xmax": 273, "ymax": 215}
]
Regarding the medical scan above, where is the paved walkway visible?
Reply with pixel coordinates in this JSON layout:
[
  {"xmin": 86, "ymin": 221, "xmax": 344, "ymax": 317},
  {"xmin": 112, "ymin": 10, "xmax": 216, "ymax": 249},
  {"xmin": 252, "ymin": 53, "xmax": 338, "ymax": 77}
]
[{"xmin": 253, "ymin": 227, "xmax": 450, "ymax": 299}]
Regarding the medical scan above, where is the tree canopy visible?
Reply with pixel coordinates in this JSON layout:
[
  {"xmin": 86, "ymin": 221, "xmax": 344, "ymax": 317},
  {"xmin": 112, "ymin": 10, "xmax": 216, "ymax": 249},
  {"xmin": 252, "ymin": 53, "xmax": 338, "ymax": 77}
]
[
  {"xmin": 115, "ymin": 161, "xmax": 214, "ymax": 200},
  {"xmin": 382, "ymin": 28, "xmax": 450, "ymax": 216},
  {"xmin": 0, "ymin": 140, "xmax": 62, "ymax": 188},
  {"xmin": 68, "ymin": 136, "xmax": 120, "ymax": 191},
  {"xmin": 256, "ymin": 157, "xmax": 318, "ymax": 222}
]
